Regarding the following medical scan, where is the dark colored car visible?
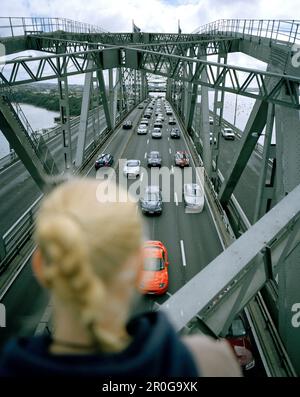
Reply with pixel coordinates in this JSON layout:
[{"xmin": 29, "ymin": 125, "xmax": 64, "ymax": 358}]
[
  {"xmin": 140, "ymin": 186, "xmax": 163, "ymax": 215},
  {"xmin": 174, "ymin": 151, "xmax": 190, "ymax": 167},
  {"xmin": 147, "ymin": 151, "xmax": 162, "ymax": 168},
  {"xmin": 123, "ymin": 120, "xmax": 133, "ymax": 129},
  {"xmin": 170, "ymin": 128, "xmax": 180, "ymax": 139},
  {"xmin": 95, "ymin": 153, "xmax": 114, "ymax": 170},
  {"xmin": 226, "ymin": 314, "xmax": 255, "ymax": 372}
]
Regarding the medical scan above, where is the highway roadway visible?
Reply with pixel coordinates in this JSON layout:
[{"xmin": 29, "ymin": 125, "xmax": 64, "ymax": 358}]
[
  {"xmin": 217, "ymin": 135, "xmax": 263, "ymax": 224},
  {"xmin": 0, "ymin": 98, "xmax": 224, "ymax": 346},
  {"xmin": 0, "ymin": 111, "xmax": 106, "ymax": 236}
]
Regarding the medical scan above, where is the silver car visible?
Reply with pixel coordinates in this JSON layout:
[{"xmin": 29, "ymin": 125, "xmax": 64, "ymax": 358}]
[
  {"xmin": 222, "ymin": 127, "xmax": 235, "ymax": 140},
  {"xmin": 140, "ymin": 186, "xmax": 163, "ymax": 215},
  {"xmin": 152, "ymin": 127, "xmax": 162, "ymax": 139},
  {"xmin": 183, "ymin": 183, "xmax": 204, "ymax": 213},
  {"xmin": 123, "ymin": 159, "xmax": 141, "ymax": 178},
  {"xmin": 137, "ymin": 125, "xmax": 148, "ymax": 135}
]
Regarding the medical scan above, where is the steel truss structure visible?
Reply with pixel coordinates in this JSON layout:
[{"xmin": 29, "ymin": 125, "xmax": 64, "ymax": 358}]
[
  {"xmin": 0, "ymin": 16, "xmax": 300, "ymax": 375},
  {"xmin": 1, "ymin": 47, "xmax": 300, "ymax": 108}
]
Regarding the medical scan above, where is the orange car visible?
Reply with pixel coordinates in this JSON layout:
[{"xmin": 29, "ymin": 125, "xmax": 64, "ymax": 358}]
[{"xmin": 139, "ymin": 241, "xmax": 169, "ymax": 295}]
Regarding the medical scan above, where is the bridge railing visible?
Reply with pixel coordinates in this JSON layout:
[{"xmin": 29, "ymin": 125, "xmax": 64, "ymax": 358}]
[
  {"xmin": 0, "ymin": 17, "xmax": 107, "ymax": 38},
  {"xmin": 0, "ymin": 103, "xmax": 134, "ymax": 274},
  {"xmin": 194, "ymin": 19, "xmax": 300, "ymax": 45},
  {"xmin": 0, "ymin": 129, "xmax": 107, "ymax": 274},
  {"xmin": 0, "ymin": 195, "xmax": 41, "ymax": 274}
]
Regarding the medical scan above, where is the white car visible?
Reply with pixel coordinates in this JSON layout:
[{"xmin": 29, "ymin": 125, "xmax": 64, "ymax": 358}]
[
  {"xmin": 152, "ymin": 128, "xmax": 162, "ymax": 138},
  {"xmin": 137, "ymin": 125, "xmax": 148, "ymax": 135},
  {"xmin": 209, "ymin": 116, "xmax": 214, "ymax": 126},
  {"xmin": 140, "ymin": 118, "xmax": 149, "ymax": 126},
  {"xmin": 222, "ymin": 127, "xmax": 235, "ymax": 140},
  {"xmin": 183, "ymin": 183, "xmax": 204, "ymax": 213},
  {"xmin": 154, "ymin": 120, "xmax": 163, "ymax": 128},
  {"xmin": 123, "ymin": 160, "xmax": 141, "ymax": 178}
]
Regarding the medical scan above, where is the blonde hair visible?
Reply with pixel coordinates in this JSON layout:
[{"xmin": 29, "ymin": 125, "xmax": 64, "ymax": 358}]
[{"xmin": 35, "ymin": 178, "xmax": 142, "ymax": 352}]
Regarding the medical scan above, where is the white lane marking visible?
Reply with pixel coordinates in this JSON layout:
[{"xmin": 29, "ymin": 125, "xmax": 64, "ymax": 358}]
[
  {"xmin": 147, "ymin": 139, "xmax": 149, "ymax": 144},
  {"xmin": 140, "ymin": 172, "xmax": 144, "ymax": 182},
  {"xmin": 195, "ymin": 132, "xmax": 199, "ymax": 138},
  {"xmin": 144, "ymin": 152, "xmax": 147, "ymax": 159},
  {"xmin": 174, "ymin": 192, "xmax": 178, "ymax": 206},
  {"xmin": 166, "ymin": 292, "xmax": 172, "ymax": 297},
  {"xmin": 180, "ymin": 240, "xmax": 187, "ymax": 267},
  {"xmin": 169, "ymin": 148, "xmax": 172, "ymax": 154},
  {"xmin": 171, "ymin": 165, "xmax": 174, "ymax": 174},
  {"xmin": 168, "ymin": 137, "xmax": 170, "ymax": 141}
]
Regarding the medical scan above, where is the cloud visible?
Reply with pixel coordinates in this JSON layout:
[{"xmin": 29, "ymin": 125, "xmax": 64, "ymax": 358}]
[{"xmin": 1, "ymin": 0, "xmax": 300, "ymax": 34}]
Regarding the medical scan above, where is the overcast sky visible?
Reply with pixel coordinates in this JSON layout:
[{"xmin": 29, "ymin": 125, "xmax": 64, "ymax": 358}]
[{"xmin": 2, "ymin": 0, "xmax": 300, "ymax": 33}]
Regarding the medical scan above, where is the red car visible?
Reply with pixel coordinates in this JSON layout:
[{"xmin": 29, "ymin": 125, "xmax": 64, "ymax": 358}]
[
  {"xmin": 139, "ymin": 241, "xmax": 169, "ymax": 295},
  {"xmin": 226, "ymin": 314, "xmax": 255, "ymax": 371},
  {"xmin": 175, "ymin": 151, "xmax": 190, "ymax": 167}
]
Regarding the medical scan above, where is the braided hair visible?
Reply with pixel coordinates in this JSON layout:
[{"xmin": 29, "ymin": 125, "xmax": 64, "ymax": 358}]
[{"xmin": 35, "ymin": 179, "xmax": 142, "ymax": 352}]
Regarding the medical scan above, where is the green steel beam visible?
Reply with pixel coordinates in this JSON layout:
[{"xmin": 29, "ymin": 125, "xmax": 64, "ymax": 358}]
[{"xmin": 1, "ymin": 47, "xmax": 300, "ymax": 109}]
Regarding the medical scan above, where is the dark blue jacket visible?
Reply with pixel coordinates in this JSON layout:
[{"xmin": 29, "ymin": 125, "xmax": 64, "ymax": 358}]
[{"xmin": 0, "ymin": 311, "xmax": 199, "ymax": 377}]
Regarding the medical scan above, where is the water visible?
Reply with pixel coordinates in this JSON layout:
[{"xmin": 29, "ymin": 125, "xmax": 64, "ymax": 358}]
[{"xmin": 0, "ymin": 103, "xmax": 60, "ymax": 158}]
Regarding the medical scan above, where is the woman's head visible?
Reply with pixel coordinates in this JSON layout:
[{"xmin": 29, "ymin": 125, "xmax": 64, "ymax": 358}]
[{"xmin": 33, "ymin": 178, "xmax": 143, "ymax": 352}]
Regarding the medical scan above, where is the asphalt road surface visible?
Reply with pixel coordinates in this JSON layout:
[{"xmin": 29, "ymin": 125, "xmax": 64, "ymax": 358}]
[{"xmin": 0, "ymin": 99, "xmax": 224, "ymax": 346}]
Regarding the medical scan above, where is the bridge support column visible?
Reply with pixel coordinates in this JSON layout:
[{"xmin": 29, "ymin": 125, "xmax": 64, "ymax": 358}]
[
  {"xmin": 275, "ymin": 82, "xmax": 300, "ymax": 200},
  {"xmin": 186, "ymin": 45, "xmax": 203, "ymax": 135},
  {"xmin": 75, "ymin": 60, "xmax": 93, "ymax": 168},
  {"xmin": 275, "ymin": 84, "xmax": 300, "ymax": 374},
  {"xmin": 166, "ymin": 78, "xmax": 172, "ymax": 102},
  {"xmin": 112, "ymin": 69, "xmax": 121, "ymax": 123},
  {"xmin": 109, "ymin": 69, "xmax": 114, "ymax": 128},
  {"xmin": 57, "ymin": 59, "xmax": 73, "ymax": 171},
  {"xmin": 253, "ymin": 103, "xmax": 276, "ymax": 222},
  {"xmin": 200, "ymin": 57, "xmax": 211, "ymax": 177},
  {"xmin": 118, "ymin": 68, "xmax": 126, "ymax": 116},
  {"xmin": 97, "ymin": 69, "xmax": 112, "ymax": 131},
  {"xmin": 134, "ymin": 70, "xmax": 137, "ymax": 106},
  {"xmin": 91, "ymin": 75, "xmax": 101, "ymax": 144},
  {"xmin": 141, "ymin": 71, "xmax": 146, "ymax": 101},
  {"xmin": 0, "ymin": 96, "xmax": 47, "ymax": 190},
  {"xmin": 211, "ymin": 53, "xmax": 227, "ymax": 190},
  {"xmin": 277, "ymin": 216, "xmax": 300, "ymax": 375}
]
